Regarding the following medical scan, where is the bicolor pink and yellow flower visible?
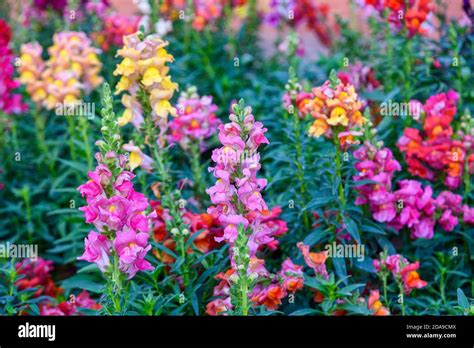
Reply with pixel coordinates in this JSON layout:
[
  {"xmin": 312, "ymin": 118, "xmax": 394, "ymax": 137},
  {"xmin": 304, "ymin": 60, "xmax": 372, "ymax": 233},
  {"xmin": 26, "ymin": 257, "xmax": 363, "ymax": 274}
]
[
  {"xmin": 18, "ymin": 31, "xmax": 102, "ymax": 110},
  {"xmin": 78, "ymin": 152, "xmax": 154, "ymax": 279},
  {"xmin": 168, "ymin": 86, "xmax": 220, "ymax": 151}
]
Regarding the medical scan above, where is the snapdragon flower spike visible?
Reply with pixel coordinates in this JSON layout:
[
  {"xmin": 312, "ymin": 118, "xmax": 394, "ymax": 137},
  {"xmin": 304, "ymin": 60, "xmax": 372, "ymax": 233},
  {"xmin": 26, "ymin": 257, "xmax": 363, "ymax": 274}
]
[
  {"xmin": 353, "ymin": 142, "xmax": 401, "ymax": 223},
  {"xmin": 168, "ymin": 86, "xmax": 221, "ymax": 151},
  {"xmin": 207, "ymin": 99, "xmax": 300, "ymax": 314},
  {"xmin": 0, "ymin": 20, "xmax": 27, "ymax": 114},
  {"xmin": 207, "ymin": 100, "xmax": 270, "ymax": 259},
  {"xmin": 301, "ymin": 70, "xmax": 365, "ymax": 149},
  {"xmin": 354, "ymin": 140, "xmax": 472, "ymax": 238},
  {"xmin": 360, "ymin": 0, "xmax": 435, "ymax": 37},
  {"xmin": 398, "ymin": 90, "xmax": 465, "ymax": 189},
  {"xmin": 114, "ymin": 31, "xmax": 178, "ymax": 130},
  {"xmin": 19, "ymin": 31, "xmax": 103, "ymax": 110},
  {"xmin": 77, "ymin": 84, "xmax": 154, "ymax": 280}
]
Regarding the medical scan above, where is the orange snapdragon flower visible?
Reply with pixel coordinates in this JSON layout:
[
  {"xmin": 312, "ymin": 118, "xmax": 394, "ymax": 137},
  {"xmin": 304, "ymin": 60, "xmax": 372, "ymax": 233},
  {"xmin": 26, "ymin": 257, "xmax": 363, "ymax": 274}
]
[{"xmin": 301, "ymin": 72, "xmax": 364, "ymax": 149}]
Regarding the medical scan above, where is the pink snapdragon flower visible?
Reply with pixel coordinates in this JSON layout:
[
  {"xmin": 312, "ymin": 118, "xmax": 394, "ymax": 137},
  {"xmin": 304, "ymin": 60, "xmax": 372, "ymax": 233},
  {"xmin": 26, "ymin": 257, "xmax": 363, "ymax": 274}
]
[
  {"xmin": 206, "ymin": 100, "xmax": 296, "ymax": 314},
  {"xmin": 391, "ymin": 180, "xmax": 436, "ymax": 239},
  {"xmin": 78, "ymin": 231, "xmax": 112, "ymax": 272},
  {"xmin": 354, "ymin": 143, "xmax": 470, "ymax": 238},
  {"xmin": 206, "ymin": 101, "xmax": 271, "ymax": 260},
  {"xmin": 113, "ymin": 230, "xmax": 153, "ymax": 279},
  {"xmin": 353, "ymin": 143, "xmax": 401, "ymax": 223},
  {"xmin": 78, "ymin": 151, "xmax": 154, "ymax": 279},
  {"xmin": 463, "ymin": 205, "xmax": 474, "ymax": 224},
  {"xmin": 168, "ymin": 86, "xmax": 220, "ymax": 151}
]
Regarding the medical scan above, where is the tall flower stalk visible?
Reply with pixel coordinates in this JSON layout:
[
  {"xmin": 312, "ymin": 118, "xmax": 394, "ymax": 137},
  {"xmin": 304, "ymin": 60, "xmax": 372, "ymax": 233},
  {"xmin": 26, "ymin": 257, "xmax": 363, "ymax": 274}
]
[
  {"xmin": 206, "ymin": 99, "xmax": 271, "ymax": 315},
  {"xmin": 77, "ymin": 83, "xmax": 154, "ymax": 314},
  {"xmin": 113, "ymin": 31, "xmax": 194, "ymax": 289},
  {"xmin": 297, "ymin": 70, "xmax": 365, "ymax": 226},
  {"xmin": 283, "ymin": 67, "xmax": 311, "ymax": 231}
]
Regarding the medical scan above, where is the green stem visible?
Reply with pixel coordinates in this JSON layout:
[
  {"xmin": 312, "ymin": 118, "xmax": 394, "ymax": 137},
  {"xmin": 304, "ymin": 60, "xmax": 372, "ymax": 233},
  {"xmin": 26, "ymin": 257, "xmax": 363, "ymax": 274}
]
[
  {"xmin": 399, "ymin": 284, "xmax": 405, "ymax": 316},
  {"xmin": 382, "ymin": 274, "xmax": 389, "ymax": 309},
  {"xmin": 464, "ymin": 159, "xmax": 471, "ymax": 201},
  {"xmin": 440, "ymin": 269, "xmax": 446, "ymax": 305},
  {"xmin": 190, "ymin": 141, "xmax": 206, "ymax": 200},
  {"xmin": 66, "ymin": 116, "xmax": 77, "ymax": 161},
  {"xmin": 110, "ymin": 252, "xmax": 122, "ymax": 314},
  {"xmin": 240, "ymin": 269, "xmax": 249, "ymax": 316},
  {"xmin": 141, "ymin": 91, "xmax": 191, "ymax": 289},
  {"xmin": 292, "ymin": 109, "xmax": 310, "ymax": 230},
  {"xmin": 334, "ymin": 134, "xmax": 346, "ymax": 213},
  {"xmin": 33, "ymin": 108, "xmax": 51, "ymax": 170},
  {"xmin": 79, "ymin": 117, "xmax": 93, "ymax": 170}
]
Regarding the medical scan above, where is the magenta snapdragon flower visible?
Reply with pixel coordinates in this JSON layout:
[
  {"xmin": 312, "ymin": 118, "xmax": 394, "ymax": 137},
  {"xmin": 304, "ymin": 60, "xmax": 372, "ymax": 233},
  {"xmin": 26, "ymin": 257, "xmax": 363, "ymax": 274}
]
[
  {"xmin": 354, "ymin": 141, "xmax": 473, "ymax": 238},
  {"xmin": 0, "ymin": 20, "xmax": 27, "ymax": 115},
  {"xmin": 353, "ymin": 143, "xmax": 401, "ymax": 223},
  {"xmin": 78, "ymin": 151, "xmax": 154, "ymax": 279}
]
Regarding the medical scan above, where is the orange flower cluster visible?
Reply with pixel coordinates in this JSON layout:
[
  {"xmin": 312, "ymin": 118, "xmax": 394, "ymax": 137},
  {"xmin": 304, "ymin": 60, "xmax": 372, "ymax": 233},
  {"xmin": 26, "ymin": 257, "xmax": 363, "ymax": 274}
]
[
  {"xmin": 363, "ymin": 0, "xmax": 435, "ymax": 37},
  {"xmin": 151, "ymin": 201, "xmax": 222, "ymax": 264},
  {"xmin": 298, "ymin": 73, "xmax": 364, "ymax": 149}
]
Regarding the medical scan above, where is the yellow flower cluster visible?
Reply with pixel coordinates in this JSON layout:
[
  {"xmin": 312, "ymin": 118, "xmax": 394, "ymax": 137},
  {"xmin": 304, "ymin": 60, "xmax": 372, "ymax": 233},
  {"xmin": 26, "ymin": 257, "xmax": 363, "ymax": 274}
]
[
  {"xmin": 18, "ymin": 32, "xmax": 103, "ymax": 110},
  {"xmin": 113, "ymin": 32, "xmax": 178, "ymax": 128}
]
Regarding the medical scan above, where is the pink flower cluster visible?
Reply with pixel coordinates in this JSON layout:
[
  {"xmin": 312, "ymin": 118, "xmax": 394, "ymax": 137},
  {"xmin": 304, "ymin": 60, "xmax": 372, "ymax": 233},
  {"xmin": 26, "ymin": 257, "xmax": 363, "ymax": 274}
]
[
  {"xmin": 354, "ymin": 143, "xmax": 474, "ymax": 239},
  {"xmin": 373, "ymin": 254, "xmax": 427, "ymax": 294},
  {"xmin": 15, "ymin": 258, "xmax": 101, "ymax": 315},
  {"xmin": 206, "ymin": 102, "xmax": 273, "ymax": 257},
  {"xmin": 40, "ymin": 291, "xmax": 101, "ymax": 316},
  {"xmin": 206, "ymin": 257, "xmax": 304, "ymax": 315},
  {"xmin": 78, "ymin": 152, "xmax": 154, "ymax": 279},
  {"xmin": 168, "ymin": 87, "xmax": 221, "ymax": 151},
  {"xmin": 354, "ymin": 143, "xmax": 401, "ymax": 223},
  {"xmin": 93, "ymin": 14, "xmax": 141, "ymax": 52},
  {"xmin": 0, "ymin": 19, "xmax": 27, "ymax": 115}
]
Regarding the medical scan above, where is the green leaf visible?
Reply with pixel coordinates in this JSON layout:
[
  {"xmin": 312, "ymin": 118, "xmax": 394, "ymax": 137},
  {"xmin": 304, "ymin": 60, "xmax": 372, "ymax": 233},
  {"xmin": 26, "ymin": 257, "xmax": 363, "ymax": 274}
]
[
  {"xmin": 344, "ymin": 217, "xmax": 360, "ymax": 244},
  {"xmin": 289, "ymin": 308, "xmax": 320, "ymax": 316},
  {"xmin": 61, "ymin": 274, "xmax": 104, "ymax": 293},
  {"xmin": 338, "ymin": 283, "xmax": 366, "ymax": 296},
  {"xmin": 457, "ymin": 288, "xmax": 470, "ymax": 310}
]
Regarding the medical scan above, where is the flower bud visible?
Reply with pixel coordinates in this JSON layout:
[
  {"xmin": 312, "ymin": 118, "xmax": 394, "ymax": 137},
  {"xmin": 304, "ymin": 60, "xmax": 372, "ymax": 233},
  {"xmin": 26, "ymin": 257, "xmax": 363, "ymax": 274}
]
[
  {"xmin": 229, "ymin": 274, "xmax": 239, "ymax": 283},
  {"xmin": 170, "ymin": 228, "xmax": 179, "ymax": 236},
  {"xmin": 248, "ymin": 272, "xmax": 258, "ymax": 281}
]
